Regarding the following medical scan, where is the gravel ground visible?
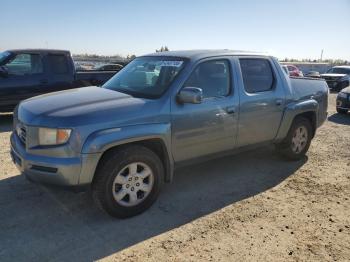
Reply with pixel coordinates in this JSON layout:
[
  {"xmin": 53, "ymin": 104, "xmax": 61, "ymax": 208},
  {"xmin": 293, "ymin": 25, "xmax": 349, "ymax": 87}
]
[{"xmin": 0, "ymin": 93, "xmax": 349, "ymax": 262}]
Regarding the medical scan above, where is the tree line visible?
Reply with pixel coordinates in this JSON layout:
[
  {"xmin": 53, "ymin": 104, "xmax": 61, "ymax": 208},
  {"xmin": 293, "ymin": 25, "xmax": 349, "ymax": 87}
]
[{"xmin": 280, "ymin": 58, "xmax": 349, "ymax": 65}]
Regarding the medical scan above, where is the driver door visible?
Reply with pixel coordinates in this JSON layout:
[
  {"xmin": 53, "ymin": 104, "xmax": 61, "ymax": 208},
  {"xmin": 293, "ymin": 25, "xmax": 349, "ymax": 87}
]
[
  {"xmin": 171, "ymin": 58, "xmax": 239, "ymax": 162},
  {"xmin": 0, "ymin": 53, "xmax": 46, "ymax": 110}
]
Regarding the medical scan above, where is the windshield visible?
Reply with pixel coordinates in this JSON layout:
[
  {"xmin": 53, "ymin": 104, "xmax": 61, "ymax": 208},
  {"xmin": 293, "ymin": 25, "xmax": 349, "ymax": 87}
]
[
  {"xmin": 327, "ymin": 67, "xmax": 350, "ymax": 75},
  {"xmin": 0, "ymin": 51, "xmax": 12, "ymax": 64},
  {"xmin": 103, "ymin": 57, "xmax": 186, "ymax": 98}
]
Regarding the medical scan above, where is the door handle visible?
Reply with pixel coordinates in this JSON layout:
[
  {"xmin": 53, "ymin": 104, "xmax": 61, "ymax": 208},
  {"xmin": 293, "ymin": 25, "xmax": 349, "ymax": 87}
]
[
  {"xmin": 226, "ymin": 106, "xmax": 235, "ymax": 114},
  {"xmin": 40, "ymin": 79, "xmax": 48, "ymax": 85},
  {"xmin": 275, "ymin": 99, "xmax": 283, "ymax": 106}
]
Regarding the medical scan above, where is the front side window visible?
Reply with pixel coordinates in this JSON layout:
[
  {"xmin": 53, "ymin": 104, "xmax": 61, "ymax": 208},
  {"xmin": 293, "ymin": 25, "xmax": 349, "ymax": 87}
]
[
  {"xmin": 183, "ymin": 60, "xmax": 230, "ymax": 98},
  {"xmin": 4, "ymin": 53, "xmax": 43, "ymax": 75},
  {"xmin": 240, "ymin": 58, "xmax": 274, "ymax": 93},
  {"xmin": 48, "ymin": 54, "xmax": 69, "ymax": 74},
  {"xmin": 103, "ymin": 57, "xmax": 185, "ymax": 98}
]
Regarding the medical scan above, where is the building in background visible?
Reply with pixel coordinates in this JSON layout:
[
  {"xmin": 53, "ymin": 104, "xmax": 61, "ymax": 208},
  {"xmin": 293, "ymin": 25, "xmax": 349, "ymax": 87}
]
[{"xmin": 280, "ymin": 62, "xmax": 331, "ymax": 74}]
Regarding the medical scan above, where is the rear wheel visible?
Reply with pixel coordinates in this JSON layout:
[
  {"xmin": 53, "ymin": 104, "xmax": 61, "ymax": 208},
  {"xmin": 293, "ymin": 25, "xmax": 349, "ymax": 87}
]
[
  {"xmin": 92, "ymin": 145, "xmax": 163, "ymax": 218},
  {"xmin": 336, "ymin": 108, "xmax": 348, "ymax": 114},
  {"xmin": 276, "ymin": 117, "xmax": 312, "ymax": 161}
]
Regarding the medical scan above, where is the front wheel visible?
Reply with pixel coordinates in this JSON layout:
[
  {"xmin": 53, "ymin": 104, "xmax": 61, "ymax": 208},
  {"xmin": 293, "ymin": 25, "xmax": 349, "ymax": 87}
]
[
  {"xmin": 92, "ymin": 145, "xmax": 164, "ymax": 218},
  {"xmin": 276, "ymin": 117, "xmax": 312, "ymax": 161}
]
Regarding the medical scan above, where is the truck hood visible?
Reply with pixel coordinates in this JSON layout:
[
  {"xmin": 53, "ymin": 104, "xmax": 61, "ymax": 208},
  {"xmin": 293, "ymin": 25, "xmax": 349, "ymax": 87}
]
[
  {"xmin": 320, "ymin": 73, "xmax": 347, "ymax": 78},
  {"xmin": 18, "ymin": 86, "xmax": 168, "ymax": 127}
]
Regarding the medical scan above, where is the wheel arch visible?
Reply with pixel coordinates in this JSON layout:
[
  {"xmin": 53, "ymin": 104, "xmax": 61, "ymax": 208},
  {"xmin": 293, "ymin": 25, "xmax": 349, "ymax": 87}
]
[
  {"xmin": 95, "ymin": 138, "xmax": 173, "ymax": 184},
  {"xmin": 82, "ymin": 124, "xmax": 174, "ymax": 184},
  {"xmin": 275, "ymin": 99, "xmax": 319, "ymax": 142}
]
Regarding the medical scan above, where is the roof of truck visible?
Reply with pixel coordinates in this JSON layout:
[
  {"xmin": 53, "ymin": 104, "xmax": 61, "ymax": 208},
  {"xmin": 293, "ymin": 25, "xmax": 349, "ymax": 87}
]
[
  {"xmin": 144, "ymin": 49, "xmax": 269, "ymax": 60},
  {"xmin": 6, "ymin": 49, "xmax": 70, "ymax": 54}
]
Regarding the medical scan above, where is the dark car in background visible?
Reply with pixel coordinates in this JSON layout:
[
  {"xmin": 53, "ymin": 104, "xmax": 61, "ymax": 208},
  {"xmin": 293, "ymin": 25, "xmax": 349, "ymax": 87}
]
[
  {"xmin": 336, "ymin": 86, "xmax": 350, "ymax": 114},
  {"xmin": 94, "ymin": 64, "xmax": 123, "ymax": 71},
  {"xmin": 0, "ymin": 49, "xmax": 119, "ymax": 112},
  {"xmin": 321, "ymin": 66, "xmax": 350, "ymax": 92}
]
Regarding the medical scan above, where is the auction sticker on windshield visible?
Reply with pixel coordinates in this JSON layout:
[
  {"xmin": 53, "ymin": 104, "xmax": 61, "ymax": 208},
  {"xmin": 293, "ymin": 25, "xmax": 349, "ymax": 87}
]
[{"xmin": 160, "ymin": 61, "xmax": 183, "ymax": 67}]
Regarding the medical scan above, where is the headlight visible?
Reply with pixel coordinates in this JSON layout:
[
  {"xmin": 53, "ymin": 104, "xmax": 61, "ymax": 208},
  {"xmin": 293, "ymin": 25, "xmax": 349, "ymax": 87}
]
[
  {"xmin": 38, "ymin": 128, "xmax": 72, "ymax": 145},
  {"xmin": 338, "ymin": 92, "xmax": 348, "ymax": 99}
]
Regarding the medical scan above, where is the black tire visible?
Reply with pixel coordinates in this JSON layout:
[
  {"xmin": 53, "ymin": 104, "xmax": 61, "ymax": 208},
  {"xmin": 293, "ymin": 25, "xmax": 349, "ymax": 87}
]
[
  {"xmin": 276, "ymin": 117, "xmax": 313, "ymax": 161},
  {"xmin": 336, "ymin": 108, "xmax": 348, "ymax": 114},
  {"xmin": 92, "ymin": 145, "xmax": 164, "ymax": 218}
]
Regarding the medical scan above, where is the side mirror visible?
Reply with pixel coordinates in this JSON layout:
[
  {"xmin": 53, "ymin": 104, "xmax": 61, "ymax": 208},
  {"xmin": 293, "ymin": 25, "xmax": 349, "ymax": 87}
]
[
  {"xmin": 177, "ymin": 87, "xmax": 203, "ymax": 104},
  {"xmin": 0, "ymin": 66, "xmax": 8, "ymax": 78}
]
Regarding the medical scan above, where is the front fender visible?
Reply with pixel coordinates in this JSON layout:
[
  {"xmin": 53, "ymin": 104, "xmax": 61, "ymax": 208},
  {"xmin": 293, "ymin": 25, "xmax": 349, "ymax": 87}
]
[
  {"xmin": 275, "ymin": 99, "xmax": 319, "ymax": 142},
  {"xmin": 81, "ymin": 123, "xmax": 174, "ymax": 183},
  {"xmin": 82, "ymin": 123, "xmax": 172, "ymax": 154}
]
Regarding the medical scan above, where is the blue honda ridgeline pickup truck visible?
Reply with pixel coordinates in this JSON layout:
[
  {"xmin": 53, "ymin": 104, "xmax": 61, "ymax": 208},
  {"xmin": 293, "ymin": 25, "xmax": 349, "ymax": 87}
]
[{"xmin": 11, "ymin": 50, "xmax": 328, "ymax": 218}]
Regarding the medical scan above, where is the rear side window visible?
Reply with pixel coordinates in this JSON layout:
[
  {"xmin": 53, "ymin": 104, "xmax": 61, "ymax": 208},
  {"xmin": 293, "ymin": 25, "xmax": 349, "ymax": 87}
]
[
  {"xmin": 48, "ymin": 54, "xmax": 69, "ymax": 74},
  {"xmin": 239, "ymin": 59, "xmax": 274, "ymax": 93},
  {"xmin": 184, "ymin": 60, "xmax": 230, "ymax": 98}
]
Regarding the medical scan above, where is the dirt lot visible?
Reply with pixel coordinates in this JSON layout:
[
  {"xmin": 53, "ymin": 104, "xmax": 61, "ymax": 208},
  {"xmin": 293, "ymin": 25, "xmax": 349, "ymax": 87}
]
[{"xmin": 0, "ymin": 93, "xmax": 349, "ymax": 262}]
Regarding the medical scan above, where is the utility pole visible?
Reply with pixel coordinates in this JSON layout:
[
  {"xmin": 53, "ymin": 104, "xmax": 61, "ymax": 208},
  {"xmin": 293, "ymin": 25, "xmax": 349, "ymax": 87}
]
[{"xmin": 320, "ymin": 49, "xmax": 323, "ymax": 61}]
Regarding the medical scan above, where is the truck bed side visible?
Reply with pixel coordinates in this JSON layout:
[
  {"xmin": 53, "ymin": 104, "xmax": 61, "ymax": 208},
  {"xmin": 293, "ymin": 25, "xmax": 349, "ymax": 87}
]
[{"xmin": 75, "ymin": 71, "xmax": 117, "ymax": 87}]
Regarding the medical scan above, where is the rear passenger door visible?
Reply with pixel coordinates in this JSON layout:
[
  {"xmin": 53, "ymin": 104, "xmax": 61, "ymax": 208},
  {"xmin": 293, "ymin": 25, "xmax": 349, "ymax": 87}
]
[
  {"xmin": 236, "ymin": 57, "xmax": 285, "ymax": 147},
  {"xmin": 46, "ymin": 53, "xmax": 75, "ymax": 92}
]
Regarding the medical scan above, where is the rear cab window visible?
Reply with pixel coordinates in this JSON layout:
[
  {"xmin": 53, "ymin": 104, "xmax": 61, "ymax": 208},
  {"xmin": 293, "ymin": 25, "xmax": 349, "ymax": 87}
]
[
  {"xmin": 48, "ymin": 54, "xmax": 70, "ymax": 74},
  {"xmin": 239, "ymin": 58, "xmax": 275, "ymax": 93}
]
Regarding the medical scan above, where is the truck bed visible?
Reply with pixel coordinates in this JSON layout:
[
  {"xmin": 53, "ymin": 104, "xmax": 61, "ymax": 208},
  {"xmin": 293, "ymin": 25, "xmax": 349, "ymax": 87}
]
[
  {"xmin": 290, "ymin": 77, "xmax": 328, "ymax": 100},
  {"xmin": 75, "ymin": 71, "xmax": 117, "ymax": 86},
  {"xmin": 289, "ymin": 76, "xmax": 328, "ymax": 126}
]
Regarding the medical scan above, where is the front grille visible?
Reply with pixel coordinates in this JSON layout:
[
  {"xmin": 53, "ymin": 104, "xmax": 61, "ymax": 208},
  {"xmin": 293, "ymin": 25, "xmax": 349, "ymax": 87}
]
[
  {"xmin": 17, "ymin": 123, "xmax": 27, "ymax": 145},
  {"xmin": 323, "ymin": 79, "xmax": 339, "ymax": 88},
  {"xmin": 323, "ymin": 76, "xmax": 340, "ymax": 81}
]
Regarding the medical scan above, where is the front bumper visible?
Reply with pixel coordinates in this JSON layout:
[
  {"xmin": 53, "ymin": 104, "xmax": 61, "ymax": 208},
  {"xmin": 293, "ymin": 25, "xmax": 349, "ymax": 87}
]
[
  {"xmin": 336, "ymin": 94, "xmax": 350, "ymax": 110},
  {"xmin": 10, "ymin": 132, "xmax": 100, "ymax": 187}
]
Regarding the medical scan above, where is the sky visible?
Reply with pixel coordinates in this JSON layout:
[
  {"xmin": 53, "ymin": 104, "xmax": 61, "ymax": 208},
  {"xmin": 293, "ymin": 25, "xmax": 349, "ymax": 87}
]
[{"xmin": 1, "ymin": 0, "xmax": 350, "ymax": 60}]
